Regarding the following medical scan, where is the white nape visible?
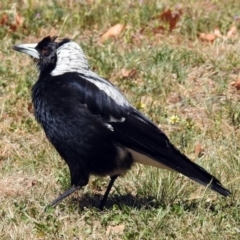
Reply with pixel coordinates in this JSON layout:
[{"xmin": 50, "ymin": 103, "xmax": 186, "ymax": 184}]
[{"xmin": 51, "ymin": 41, "xmax": 90, "ymax": 76}]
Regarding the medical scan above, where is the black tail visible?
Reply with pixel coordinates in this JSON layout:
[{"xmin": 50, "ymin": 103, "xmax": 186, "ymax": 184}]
[
  {"xmin": 171, "ymin": 145, "xmax": 230, "ymax": 196},
  {"xmin": 113, "ymin": 109, "xmax": 231, "ymax": 197}
]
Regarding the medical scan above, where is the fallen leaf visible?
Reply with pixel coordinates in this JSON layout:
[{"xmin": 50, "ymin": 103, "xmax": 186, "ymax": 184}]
[
  {"xmin": 199, "ymin": 25, "xmax": 237, "ymax": 42},
  {"xmin": 213, "ymin": 28, "xmax": 222, "ymax": 38},
  {"xmin": 120, "ymin": 69, "xmax": 137, "ymax": 78},
  {"xmin": 106, "ymin": 224, "xmax": 125, "ymax": 236},
  {"xmin": 27, "ymin": 102, "xmax": 33, "ymax": 113},
  {"xmin": 100, "ymin": 24, "xmax": 125, "ymax": 43},
  {"xmin": 0, "ymin": 13, "xmax": 8, "ymax": 25},
  {"xmin": 10, "ymin": 12, "xmax": 24, "ymax": 32},
  {"xmin": 153, "ymin": 9, "xmax": 182, "ymax": 33},
  {"xmin": 1, "ymin": 12, "xmax": 24, "ymax": 32},
  {"xmin": 226, "ymin": 25, "xmax": 237, "ymax": 39},
  {"xmin": 231, "ymin": 78, "xmax": 240, "ymax": 90},
  {"xmin": 15, "ymin": 12, "xmax": 24, "ymax": 27},
  {"xmin": 199, "ymin": 32, "xmax": 216, "ymax": 42},
  {"xmin": 195, "ymin": 143, "xmax": 204, "ymax": 158},
  {"xmin": 159, "ymin": 9, "xmax": 182, "ymax": 32}
]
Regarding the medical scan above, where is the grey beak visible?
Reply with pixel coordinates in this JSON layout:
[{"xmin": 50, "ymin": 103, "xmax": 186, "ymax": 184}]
[{"xmin": 12, "ymin": 43, "xmax": 39, "ymax": 59}]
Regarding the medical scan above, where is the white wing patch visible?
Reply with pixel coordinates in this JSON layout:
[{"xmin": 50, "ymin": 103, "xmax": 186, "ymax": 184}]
[{"xmin": 81, "ymin": 72, "xmax": 129, "ymax": 108}]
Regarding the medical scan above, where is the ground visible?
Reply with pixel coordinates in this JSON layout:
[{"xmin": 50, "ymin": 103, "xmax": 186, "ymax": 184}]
[{"xmin": 0, "ymin": 0, "xmax": 240, "ymax": 239}]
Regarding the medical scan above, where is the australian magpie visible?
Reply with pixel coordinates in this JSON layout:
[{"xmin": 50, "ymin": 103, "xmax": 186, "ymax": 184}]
[{"xmin": 13, "ymin": 36, "xmax": 230, "ymax": 210}]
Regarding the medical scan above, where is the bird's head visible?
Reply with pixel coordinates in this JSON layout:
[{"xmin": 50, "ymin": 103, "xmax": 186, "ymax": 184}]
[{"xmin": 13, "ymin": 36, "xmax": 89, "ymax": 77}]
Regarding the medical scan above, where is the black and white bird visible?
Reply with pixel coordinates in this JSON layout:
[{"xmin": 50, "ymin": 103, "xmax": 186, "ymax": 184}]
[{"xmin": 13, "ymin": 36, "xmax": 230, "ymax": 210}]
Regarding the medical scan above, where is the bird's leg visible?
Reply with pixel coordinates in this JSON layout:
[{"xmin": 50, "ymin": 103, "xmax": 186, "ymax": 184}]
[
  {"xmin": 99, "ymin": 175, "xmax": 118, "ymax": 210},
  {"xmin": 49, "ymin": 185, "xmax": 81, "ymax": 207}
]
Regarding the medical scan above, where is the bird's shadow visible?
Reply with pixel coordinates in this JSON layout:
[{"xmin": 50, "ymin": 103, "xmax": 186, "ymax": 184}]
[
  {"xmin": 70, "ymin": 192, "xmax": 213, "ymax": 212},
  {"xmin": 74, "ymin": 193, "xmax": 158, "ymax": 210}
]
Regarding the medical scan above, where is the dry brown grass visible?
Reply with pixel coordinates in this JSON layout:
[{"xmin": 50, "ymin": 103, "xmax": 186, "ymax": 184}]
[{"xmin": 1, "ymin": 0, "xmax": 240, "ymax": 239}]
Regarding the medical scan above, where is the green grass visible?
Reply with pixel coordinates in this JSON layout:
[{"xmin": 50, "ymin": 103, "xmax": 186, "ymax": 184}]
[{"xmin": 1, "ymin": 0, "xmax": 240, "ymax": 239}]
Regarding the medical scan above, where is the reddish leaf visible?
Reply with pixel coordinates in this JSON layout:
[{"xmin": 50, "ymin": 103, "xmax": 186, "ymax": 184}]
[
  {"xmin": 10, "ymin": 13, "xmax": 24, "ymax": 32},
  {"xmin": 195, "ymin": 143, "xmax": 204, "ymax": 158},
  {"xmin": 231, "ymin": 78, "xmax": 240, "ymax": 90},
  {"xmin": 0, "ymin": 13, "xmax": 8, "ymax": 25},
  {"xmin": 1, "ymin": 12, "xmax": 24, "ymax": 32},
  {"xmin": 159, "ymin": 9, "xmax": 182, "ymax": 32}
]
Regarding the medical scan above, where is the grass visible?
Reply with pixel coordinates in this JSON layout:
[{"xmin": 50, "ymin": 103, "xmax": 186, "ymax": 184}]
[{"xmin": 0, "ymin": 0, "xmax": 240, "ymax": 239}]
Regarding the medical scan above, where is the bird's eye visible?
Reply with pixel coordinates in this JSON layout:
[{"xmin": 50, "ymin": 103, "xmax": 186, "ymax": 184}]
[{"xmin": 42, "ymin": 48, "xmax": 49, "ymax": 55}]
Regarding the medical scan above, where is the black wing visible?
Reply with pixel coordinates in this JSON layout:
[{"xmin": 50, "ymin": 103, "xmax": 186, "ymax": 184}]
[{"xmin": 57, "ymin": 72, "xmax": 230, "ymax": 197}]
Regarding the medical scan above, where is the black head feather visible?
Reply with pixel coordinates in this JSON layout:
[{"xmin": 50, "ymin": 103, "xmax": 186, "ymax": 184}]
[{"xmin": 35, "ymin": 36, "xmax": 71, "ymax": 77}]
